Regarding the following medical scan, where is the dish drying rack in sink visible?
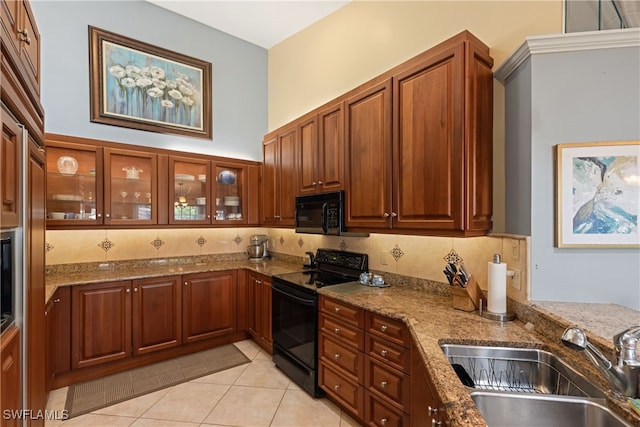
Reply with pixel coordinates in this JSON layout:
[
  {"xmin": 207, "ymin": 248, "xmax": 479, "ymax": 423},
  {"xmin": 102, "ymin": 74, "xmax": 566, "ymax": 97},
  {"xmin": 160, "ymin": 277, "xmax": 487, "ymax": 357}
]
[{"xmin": 441, "ymin": 344, "xmax": 605, "ymax": 398}]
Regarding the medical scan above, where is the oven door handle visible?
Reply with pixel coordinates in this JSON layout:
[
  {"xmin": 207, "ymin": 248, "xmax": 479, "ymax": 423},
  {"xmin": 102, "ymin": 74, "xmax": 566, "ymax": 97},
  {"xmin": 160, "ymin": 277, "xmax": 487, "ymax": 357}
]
[{"xmin": 272, "ymin": 284, "xmax": 315, "ymax": 305}]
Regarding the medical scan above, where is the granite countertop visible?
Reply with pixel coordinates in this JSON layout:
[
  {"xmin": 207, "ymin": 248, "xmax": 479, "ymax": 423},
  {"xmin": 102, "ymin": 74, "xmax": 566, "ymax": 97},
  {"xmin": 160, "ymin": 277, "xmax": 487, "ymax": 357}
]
[{"xmin": 46, "ymin": 259, "xmax": 640, "ymax": 426}]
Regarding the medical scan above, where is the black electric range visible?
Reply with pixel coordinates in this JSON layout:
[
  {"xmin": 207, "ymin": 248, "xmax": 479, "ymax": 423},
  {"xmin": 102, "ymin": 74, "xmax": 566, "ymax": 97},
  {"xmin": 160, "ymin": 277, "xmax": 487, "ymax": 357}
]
[{"xmin": 271, "ymin": 248, "xmax": 368, "ymax": 397}]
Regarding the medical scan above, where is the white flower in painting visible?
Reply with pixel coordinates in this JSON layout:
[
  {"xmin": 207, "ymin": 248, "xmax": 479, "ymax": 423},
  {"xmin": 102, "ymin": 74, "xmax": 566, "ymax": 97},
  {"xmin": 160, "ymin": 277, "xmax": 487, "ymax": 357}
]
[
  {"xmin": 182, "ymin": 97, "xmax": 194, "ymax": 107},
  {"xmin": 178, "ymin": 84, "xmax": 194, "ymax": 96},
  {"xmin": 125, "ymin": 65, "xmax": 141, "ymax": 76},
  {"xmin": 167, "ymin": 89, "xmax": 183, "ymax": 100},
  {"xmin": 152, "ymin": 78, "xmax": 166, "ymax": 90},
  {"xmin": 121, "ymin": 77, "xmax": 136, "ymax": 88},
  {"xmin": 139, "ymin": 67, "xmax": 151, "ymax": 77},
  {"xmin": 177, "ymin": 72, "xmax": 189, "ymax": 81},
  {"xmin": 165, "ymin": 80, "xmax": 177, "ymax": 89},
  {"xmin": 147, "ymin": 87, "xmax": 163, "ymax": 98},
  {"xmin": 161, "ymin": 100, "xmax": 174, "ymax": 108},
  {"xmin": 136, "ymin": 77, "xmax": 153, "ymax": 88},
  {"xmin": 109, "ymin": 65, "xmax": 126, "ymax": 79},
  {"xmin": 150, "ymin": 66, "xmax": 165, "ymax": 79}
]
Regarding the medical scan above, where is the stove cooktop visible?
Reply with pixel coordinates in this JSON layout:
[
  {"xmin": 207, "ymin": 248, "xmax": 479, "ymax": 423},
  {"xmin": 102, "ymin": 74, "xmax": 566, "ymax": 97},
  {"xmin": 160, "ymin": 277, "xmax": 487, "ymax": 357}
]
[{"xmin": 274, "ymin": 269, "xmax": 357, "ymax": 289}]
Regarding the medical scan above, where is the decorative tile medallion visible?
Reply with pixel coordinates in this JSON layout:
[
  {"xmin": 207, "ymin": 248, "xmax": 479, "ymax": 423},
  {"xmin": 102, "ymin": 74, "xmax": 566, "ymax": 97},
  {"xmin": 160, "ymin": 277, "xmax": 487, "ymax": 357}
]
[
  {"xmin": 195, "ymin": 236, "xmax": 207, "ymax": 247},
  {"xmin": 150, "ymin": 238, "xmax": 165, "ymax": 250},
  {"xmin": 98, "ymin": 239, "xmax": 115, "ymax": 252},
  {"xmin": 390, "ymin": 244, "xmax": 404, "ymax": 261},
  {"xmin": 339, "ymin": 240, "xmax": 348, "ymax": 251},
  {"xmin": 297, "ymin": 238, "xmax": 304, "ymax": 248},
  {"xmin": 279, "ymin": 236, "xmax": 285, "ymax": 245},
  {"xmin": 444, "ymin": 249, "xmax": 463, "ymax": 265},
  {"xmin": 45, "ymin": 243, "xmax": 54, "ymax": 253},
  {"xmin": 233, "ymin": 235, "xmax": 243, "ymax": 246}
]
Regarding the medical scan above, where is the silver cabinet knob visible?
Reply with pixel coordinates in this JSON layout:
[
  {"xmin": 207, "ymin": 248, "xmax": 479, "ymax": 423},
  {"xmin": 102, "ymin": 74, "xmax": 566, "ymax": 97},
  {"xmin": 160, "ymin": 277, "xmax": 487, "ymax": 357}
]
[
  {"xmin": 134, "ymin": 287, "xmax": 138, "ymax": 292},
  {"xmin": 334, "ymin": 328, "xmax": 340, "ymax": 334},
  {"xmin": 317, "ymin": 180, "xmax": 323, "ymax": 185},
  {"xmin": 334, "ymin": 353, "xmax": 340, "ymax": 360},
  {"xmin": 428, "ymin": 406, "xmax": 438, "ymax": 416},
  {"xmin": 383, "ymin": 212, "xmax": 390, "ymax": 218},
  {"xmin": 380, "ymin": 418, "xmax": 388, "ymax": 425},
  {"xmin": 126, "ymin": 288, "xmax": 130, "ymax": 293},
  {"xmin": 381, "ymin": 325, "xmax": 388, "ymax": 332},
  {"xmin": 105, "ymin": 213, "xmax": 110, "ymax": 219},
  {"xmin": 380, "ymin": 381, "xmax": 388, "ymax": 388},
  {"xmin": 334, "ymin": 307, "xmax": 340, "ymax": 313},
  {"xmin": 312, "ymin": 181, "xmax": 317, "ymax": 185},
  {"xmin": 432, "ymin": 420, "xmax": 442, "ymax": 426},
  {"xmin": 380, "ymin": 349, "xmax": 388, "ymax": 357},
  {"xmin": 53, "ymin": 298, "xmax": 61, "ymax": 304},
  {"xmin": 333, "ymin": 384, "xmax": 340, "ymax": 391},
  {"xmin": 184, "ymin": 281, "xmax": 189, "ymax": 286},
  {"xmin": 97, "ymin": 213, "xmax": 102, "ymax": 218}
]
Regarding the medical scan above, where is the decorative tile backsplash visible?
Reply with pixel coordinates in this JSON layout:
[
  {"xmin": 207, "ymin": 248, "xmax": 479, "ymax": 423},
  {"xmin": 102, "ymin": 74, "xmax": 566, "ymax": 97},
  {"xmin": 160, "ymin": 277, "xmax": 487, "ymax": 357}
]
[{"xmin": 46, "ymin": 228, "xmax": 530, "ymax": 302}]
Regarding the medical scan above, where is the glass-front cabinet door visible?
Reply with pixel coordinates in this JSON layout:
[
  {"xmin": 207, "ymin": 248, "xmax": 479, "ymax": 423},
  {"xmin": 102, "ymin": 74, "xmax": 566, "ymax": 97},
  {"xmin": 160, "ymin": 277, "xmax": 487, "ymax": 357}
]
[
  {"xmin": 169, "ymin": 156, "xmax": 210, "ymax": 224},
  {"xmin": 104, "ymin": 148, "xmax": 157, "ymax": 225},
  {"xmin": 46, "ymin": 143, "xmax": 103, "ymax": 225},
  {"xmin": 213, "ymin": 163, "xmax": 246, "ymax": 224}
]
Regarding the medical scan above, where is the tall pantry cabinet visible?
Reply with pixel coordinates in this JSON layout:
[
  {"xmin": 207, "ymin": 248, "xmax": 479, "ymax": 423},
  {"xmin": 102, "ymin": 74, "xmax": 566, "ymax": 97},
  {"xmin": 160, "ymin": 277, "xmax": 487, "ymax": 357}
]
[{"xmin": 1, "ymin": 0, "xmax": 46, "ymax": 425}]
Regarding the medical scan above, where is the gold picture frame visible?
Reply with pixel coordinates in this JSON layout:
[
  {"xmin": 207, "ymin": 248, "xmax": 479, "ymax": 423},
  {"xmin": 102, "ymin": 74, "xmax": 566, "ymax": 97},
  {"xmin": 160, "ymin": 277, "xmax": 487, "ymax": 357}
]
[
  {"xmin": 89, "ymin": 26, "xmax": 212, "ymax": 139},
  {"xmin": 555, "ymin": 140, "xmax": 640, "ymax": 248}
]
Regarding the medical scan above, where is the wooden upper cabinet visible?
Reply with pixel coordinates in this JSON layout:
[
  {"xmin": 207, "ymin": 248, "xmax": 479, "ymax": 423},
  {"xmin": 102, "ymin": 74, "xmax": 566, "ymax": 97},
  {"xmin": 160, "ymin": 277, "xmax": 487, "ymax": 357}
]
[
  {"xmin": 1, "ymin": 0, "xmax": 41, "ymax": 99},
  {"xmin": 344, "ymin": 80, "xmax": 393, "ymax": 229},
  {"xmin": 1, "ymin": 106, "xmax": 21, "ymax": 228},
  {"xmin": 104, "ymin": 148, "xmax": 157, "ymax": 226},
  {"xmin": 261, "ymin": 125, "xmax": 297, "ymax": 226},
  {"xmin": 169, "ymin": 155, "xmax": 210, "ymax": 225},
  {"xmin": 392, "ymin": 43, "xmax": 465, "ymax": 231},
  {"xmin": 299, "ymin": 103, "xmax": 345, "ymax": 195}
]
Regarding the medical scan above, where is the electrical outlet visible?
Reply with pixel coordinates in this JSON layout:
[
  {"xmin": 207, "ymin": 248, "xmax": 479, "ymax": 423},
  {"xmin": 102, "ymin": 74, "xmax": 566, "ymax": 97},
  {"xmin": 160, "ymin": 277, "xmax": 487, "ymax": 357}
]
[
  {"xmin": 380, "ymin": 250, "xmax": 388, "ymax": 265},
  {"xmin": 511, "ymin": 239, "xmax": 520, "ymax": 261},
  {"xmin": 510, "ymin": 269, "xmax": 522, "ymax": 291}
]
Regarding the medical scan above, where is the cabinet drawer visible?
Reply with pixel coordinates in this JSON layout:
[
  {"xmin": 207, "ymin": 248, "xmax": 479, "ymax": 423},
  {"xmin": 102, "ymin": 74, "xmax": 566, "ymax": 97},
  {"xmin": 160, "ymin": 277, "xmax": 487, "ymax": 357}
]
[
  {"xmin": 365, "ymin": 312, "xmax": 409, "ymax": 347},
  {"xmin": 365, "ymin": 357, "xmax": 410, "ymax": 412},
  {"xmin": 320, "ymin": 296, "xmax": 364, "ymax": 327},
  {"xmin": 319, "ymin": 362, "xmax": 364, "ymax": 419},
  {"xmin": 366, "ymin": 333, "xmax": 410, "ymax": 374},
  {"xmin": 365, "ymin": 391, "xmax": 409, "ymax": 427},
  {"xmin": 319, "ymin": 332, "xmax": 364, "ymax": 382},
  {"xmin": 319, "ymin": 313, "xmax": 364, "ymax": 349}
]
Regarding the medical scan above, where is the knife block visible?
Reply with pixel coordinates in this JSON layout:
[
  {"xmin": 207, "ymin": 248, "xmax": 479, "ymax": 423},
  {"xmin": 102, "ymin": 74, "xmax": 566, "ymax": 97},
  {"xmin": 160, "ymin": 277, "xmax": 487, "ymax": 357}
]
[{"xmin": 451, "ymin": 277, "xmax": 483, "ymax": 312}]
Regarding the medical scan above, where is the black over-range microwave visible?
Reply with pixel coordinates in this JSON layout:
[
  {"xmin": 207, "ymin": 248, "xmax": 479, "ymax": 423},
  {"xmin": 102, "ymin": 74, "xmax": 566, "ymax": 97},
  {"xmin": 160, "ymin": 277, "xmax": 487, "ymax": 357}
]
[{"xmin": 295, "ymin": 191, "xmax": 345, "ymax": 235}]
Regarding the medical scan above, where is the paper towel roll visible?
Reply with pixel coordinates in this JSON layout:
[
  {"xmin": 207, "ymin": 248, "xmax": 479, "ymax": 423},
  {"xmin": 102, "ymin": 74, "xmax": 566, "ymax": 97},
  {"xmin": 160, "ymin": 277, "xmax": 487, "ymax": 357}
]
[{"xmin": 487, "ymin": 261, "xmax": 507, "ymax": 313}]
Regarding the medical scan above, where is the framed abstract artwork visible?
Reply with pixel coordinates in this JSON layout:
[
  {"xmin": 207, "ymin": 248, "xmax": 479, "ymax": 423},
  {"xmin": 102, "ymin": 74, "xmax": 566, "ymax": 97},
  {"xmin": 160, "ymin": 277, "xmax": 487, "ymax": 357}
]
[
  {"xmin": 555, "ymin": 141, "xmax": 640, "ymax": 248},
  {"xmin": 89, "ymin": 26, "xmax": 212, "ymax": 139}
]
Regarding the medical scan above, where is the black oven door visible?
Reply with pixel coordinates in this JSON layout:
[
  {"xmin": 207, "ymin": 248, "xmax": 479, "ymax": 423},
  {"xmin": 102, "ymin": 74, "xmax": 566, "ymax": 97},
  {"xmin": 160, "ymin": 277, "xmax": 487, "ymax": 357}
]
[{"xmin": 271, "ymin": 280, "xmax": 317, "ymax": 369}]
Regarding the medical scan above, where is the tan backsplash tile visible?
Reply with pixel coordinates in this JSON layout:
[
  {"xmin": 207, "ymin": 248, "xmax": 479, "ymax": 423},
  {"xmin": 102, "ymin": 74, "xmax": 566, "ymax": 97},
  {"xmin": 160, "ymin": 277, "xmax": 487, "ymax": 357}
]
[{"xmin": 45, "ymin": 228, "xmax": 530, "ymax": 303}]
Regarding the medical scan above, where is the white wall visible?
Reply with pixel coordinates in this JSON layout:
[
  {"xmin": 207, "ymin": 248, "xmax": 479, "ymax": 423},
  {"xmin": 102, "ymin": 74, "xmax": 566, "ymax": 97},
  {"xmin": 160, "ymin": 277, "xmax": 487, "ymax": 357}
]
[
  {"xmin": 498, "ymin": 30, "xmax": 640, "ymax": 309},
  {"xmin": 31, "ymin": 0, "xmax": 267, "ymax": 161}
]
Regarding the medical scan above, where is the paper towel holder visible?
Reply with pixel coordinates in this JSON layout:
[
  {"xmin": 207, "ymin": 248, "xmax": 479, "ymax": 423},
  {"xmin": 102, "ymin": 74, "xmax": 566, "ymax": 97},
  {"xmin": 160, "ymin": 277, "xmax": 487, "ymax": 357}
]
[{"xmin": 479, "ymin": 299, "xmax": 516, "ymax": 322}]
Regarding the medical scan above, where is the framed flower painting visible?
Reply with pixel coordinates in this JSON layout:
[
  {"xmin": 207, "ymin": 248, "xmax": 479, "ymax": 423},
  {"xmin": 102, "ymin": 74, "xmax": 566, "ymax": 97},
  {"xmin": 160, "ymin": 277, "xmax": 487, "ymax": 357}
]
[
  {"xmin": 89, "ymin": 26, "xmax": 212, "ymax": 139},
  {"xmin": 555, "ymin": 141, "xmax": 640, "ymax": 248}
]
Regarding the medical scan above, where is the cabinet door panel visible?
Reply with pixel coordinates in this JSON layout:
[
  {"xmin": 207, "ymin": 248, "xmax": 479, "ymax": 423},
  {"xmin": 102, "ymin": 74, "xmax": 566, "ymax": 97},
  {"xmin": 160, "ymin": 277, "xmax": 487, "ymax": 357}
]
[
  {"xmin": 278, "ymin": 128, "xmax": 297, "ymax": 225},
  {"xmin": 169, "ymin": 156, "xmax": 210, "ymax": 224},
  {"xmin": 1, "ymin": 109, "xmax": 20, "ymax": 228},
  {"xmin": 299, "ymin": 116, "xmax": 318, "ymax": 195},
  {"xmin": 261, "ymin": 135, "xmax": 277, "ymax": 225},
  {"xmin": 0, "ymin": 327, "xmax": 20, "ymax": 427},
  {"xmin": 318, "ymin": 103, "xmax": 344, "ymax": 192},
  {"xmin": 183, "ymin": 271, "xmax": 236, "ymax": 343},
  {"xmin": 18, "ymin": 0, "xmax": 40, "ymax": 96},
  {"xmin": 345, "ymin": 81, "xmax": 392, "ymax": 229},
  {"xmin": 132, "ymin": 276, "xmax": 181, "ymax": 354},
  {"xmin": 71, "ymin": 281, "xmax": 131, "ymax": 369},
  {"xmin": 393, "ymin": 46, "xmax": 464, "ymax": 230}
]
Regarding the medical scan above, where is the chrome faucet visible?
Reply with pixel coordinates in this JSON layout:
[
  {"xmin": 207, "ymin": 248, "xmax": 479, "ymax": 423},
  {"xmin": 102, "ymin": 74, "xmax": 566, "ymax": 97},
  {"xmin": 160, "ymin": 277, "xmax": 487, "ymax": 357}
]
[{"xmin": 562, "ymin": 326, "xmax": 640, "ymax": 398}]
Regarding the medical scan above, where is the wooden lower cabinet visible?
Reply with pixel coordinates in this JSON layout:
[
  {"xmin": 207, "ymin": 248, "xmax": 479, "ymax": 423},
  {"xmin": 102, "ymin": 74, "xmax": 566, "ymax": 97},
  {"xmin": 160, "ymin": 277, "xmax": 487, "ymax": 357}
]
[
  {"xmin": 46, "ymin": 287, "xmax": 70, "ymax": 389},
  {"xmin": 1, "ymin": 326, "xmax": 20, "ymax": 427},
  {"xmin": 320, "ymin": 296, "xmax": 427, "ymax": 426},
  {"xmin": 132, "ymin": 276, "xmax": 182, "ymax": 354},
  {"xmin": 246, "ymin": 272, "xmax": 272, "ymax": 352},
  {"xmin": 182, "ymin": 270, "xmax": 236, "ymax": 344},
  {"xmin": 410, "ymin": 345, "xmax": 447, "ymax": 426},
  {"xmin": 71, "ymin": 281, "xmax": 132, "ymax": 369}
]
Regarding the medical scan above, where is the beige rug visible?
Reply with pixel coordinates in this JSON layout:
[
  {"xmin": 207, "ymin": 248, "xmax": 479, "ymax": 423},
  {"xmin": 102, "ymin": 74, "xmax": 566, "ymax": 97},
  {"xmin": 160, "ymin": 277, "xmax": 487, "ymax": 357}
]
[{"xmin": 64, "ymin": 344, "xmax": 250, "ymax": 418}]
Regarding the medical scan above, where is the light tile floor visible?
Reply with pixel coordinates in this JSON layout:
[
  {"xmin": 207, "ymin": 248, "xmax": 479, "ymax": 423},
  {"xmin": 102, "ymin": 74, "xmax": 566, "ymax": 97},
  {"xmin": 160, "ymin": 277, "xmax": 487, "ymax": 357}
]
[{"xmin": 45, "ymin": 340, "xmax": 361, "ymax": 427}]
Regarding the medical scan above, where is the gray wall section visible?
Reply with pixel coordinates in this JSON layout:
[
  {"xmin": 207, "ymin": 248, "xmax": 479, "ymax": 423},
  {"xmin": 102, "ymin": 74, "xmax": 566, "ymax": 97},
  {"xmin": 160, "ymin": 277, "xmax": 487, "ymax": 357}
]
[
  {"xmin": 30, "ymin": 1, "xmax": 267, "ymax": 161},
  {"xmin": 506, "ymin": 45, "xmax": 640, "ymax": 309}
]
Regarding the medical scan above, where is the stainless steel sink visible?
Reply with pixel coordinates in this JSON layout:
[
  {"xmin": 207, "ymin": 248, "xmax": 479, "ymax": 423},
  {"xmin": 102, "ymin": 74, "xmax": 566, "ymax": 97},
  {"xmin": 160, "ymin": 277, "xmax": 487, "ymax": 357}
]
[
  {"xmin": 440, "ymin": 344, "xmax": 604, "ymax": 397},
  {"xmin": 470, "ymin": 392, "xmax": 632, "ymax": 427}
]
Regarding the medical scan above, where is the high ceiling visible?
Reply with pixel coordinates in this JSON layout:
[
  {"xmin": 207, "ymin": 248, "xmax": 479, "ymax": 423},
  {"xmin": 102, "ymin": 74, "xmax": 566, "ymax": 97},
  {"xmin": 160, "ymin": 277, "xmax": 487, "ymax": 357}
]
[{"xmin": 145, "ymin": 0, "xmax": 350, "ymax": 49}]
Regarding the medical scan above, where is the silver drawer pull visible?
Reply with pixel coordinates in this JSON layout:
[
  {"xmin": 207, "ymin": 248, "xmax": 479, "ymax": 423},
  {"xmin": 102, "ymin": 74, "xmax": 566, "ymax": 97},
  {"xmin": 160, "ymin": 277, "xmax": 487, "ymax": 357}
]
[
  {"xmin": 334, "ymin": 307, "xmax": 340, "ymax": 313},
  {"xmin": 334, "ymin": 384, "xmax": 340, "ymax": 391},
  {"xmin": 380, "ymin": 381, "xmax": 388, "ymax": 388},
  {"xmin": 380, "ymin": 325, "xmax": 388, "ymax": 332},
  {"xmin": 380, "ymin": 349, "xmax": 388, "ymax": 357},
  {"xmin": 428, "ymin": 406, "xmax": 438, "ymax": 415},
  {"xmin": 380, "ymin": 418, "xmax": 388, "ymax": 425},
  {"xmin": 334, "ymin": 328, "xmax": 340, "ymax": 334},
  {"xmin": 334, "ymin": 353, "xmax": 341, "ymax": 360},
  {"xmin": 432, "ymin": 420, "xmax": 442, "ymax": 426}
]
